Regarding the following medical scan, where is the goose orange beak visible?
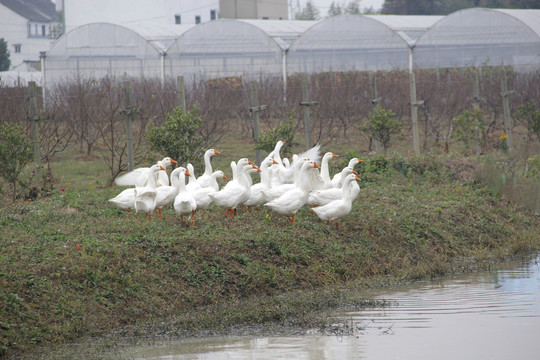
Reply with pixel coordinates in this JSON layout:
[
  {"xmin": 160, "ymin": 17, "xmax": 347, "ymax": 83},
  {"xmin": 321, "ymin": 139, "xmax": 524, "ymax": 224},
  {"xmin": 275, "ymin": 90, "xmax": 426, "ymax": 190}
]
[
  {"xmin": 358, "ymin": 159, "xmax": 363, "ymax": 162},
  {"xmin": 273, "ymin": 159, "xmax": 279, "ymax": 164},
  {"xmin": 160, "ymin": 166, "xmax": 166, "ymax": 171},
  {"xmin": 352, "ymin": 169, "xmax": 358, "ymax": 175},
  {"xmin": 223, "ymin": 174, "xmax": 227, "ymax": 179},
  {"xmin": 332, "ymin": 153, "xmax": 339, "ymax": 158},
  {"xmin": 171, "ymin": 159, "xmax": 177, "ymax": 164},
  {"xmin": 185, "ymin": 169, "xmax": 191, "ymax": 177},
  {"xmin": 248, "ymin": 160, "xmax": 254, "ymax": 165},
  {"xmin": 214, "ymin": 150, "xmax": 221, "ymax": 155},
  {"xmin": 314, "ymin": 162, "xmax": 321, "ymax": 169},
  {"xmin": 355, "ymin": 176, "xmax": 361, "ymax": 181}
]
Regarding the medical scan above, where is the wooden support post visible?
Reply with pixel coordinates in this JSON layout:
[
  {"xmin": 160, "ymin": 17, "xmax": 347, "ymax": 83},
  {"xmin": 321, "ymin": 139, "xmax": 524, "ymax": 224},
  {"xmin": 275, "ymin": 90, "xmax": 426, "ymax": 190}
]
[
  {"xmin": 27, "ymin": 81, "xmax": 48, "ymax": 191},
  {"xmin": 409, "ymin": 70, "xmax": 422, "ymax": 155},
  {"xmin": 249, "ymin": 81, "xmax": 267, "ymax": 166},
  {"xmin": 300, "ymin": 75, "xmax": 318, "ymax": 150},
  {"xmin": 472, "ymin": 70, "xmax": 483, "ymax": 155},
  {"xmin": 369, "ymin": 72, "xmax": 382, "ymax": 154},
  {"xmin": 177, "ymin": 75, "xmax": 186, "ymax": 114},
  {"xmin": 500, "ymin": 69, "xmax": 514, "ymax": 152},
  {"xmin": 121, "ymin": 81, "xmax": 140, "ymax": 172}
]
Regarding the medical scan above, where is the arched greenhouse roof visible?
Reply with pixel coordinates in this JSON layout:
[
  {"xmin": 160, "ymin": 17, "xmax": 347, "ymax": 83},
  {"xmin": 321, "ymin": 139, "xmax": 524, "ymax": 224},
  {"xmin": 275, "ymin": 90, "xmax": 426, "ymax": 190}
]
[
  {"xmin": 237, "ymin": 19, "xmax": 319, "ymax": 50},
  {"xmin": 414, "ymin": 8, "xmax": 540, "ymax": 69},
  {"xmin": 165, "ymin": 19, "xmax": 317, "ymax": 80},
  {"xmin": 45, "ymin": 22, "xmax": 194, "ymax": 83},
  {"xmin": 286, "ymin": 14, "xmax": 442, "ymax": 75}
]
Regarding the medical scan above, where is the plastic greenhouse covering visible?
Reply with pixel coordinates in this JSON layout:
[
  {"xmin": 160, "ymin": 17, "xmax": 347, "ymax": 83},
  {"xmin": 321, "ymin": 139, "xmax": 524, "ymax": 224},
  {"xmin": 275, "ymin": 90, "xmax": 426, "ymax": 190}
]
[
  {"xmin": 164, "ymin": 19, "xmax": 318, "ymax": 82},
  {"xmin": 414, "ymin": 8, "xmax": 540, "ymax": 70},
  {"xmin": 43, "ymin": 9, "xmax": 540, "ymax": 87},
  {"xmin": 44, "ymin": 22, "xmax": 194, "ymax": 84},
  {"xmin": 286, "ymin": 14, "xmax": 442, "ymax": 74}
]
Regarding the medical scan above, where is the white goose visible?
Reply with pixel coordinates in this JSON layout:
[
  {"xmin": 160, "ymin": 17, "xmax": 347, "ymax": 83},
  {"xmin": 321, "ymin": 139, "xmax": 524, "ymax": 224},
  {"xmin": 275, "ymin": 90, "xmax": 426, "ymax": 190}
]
[
  {"xmin": 263, "ymin": 157, "xmax": 308, "ymax": 202},
  {"xmin": 310, "ymin": 152, "xmax": 338, "ymax": 191},
  {"xmin": 186, "ymin": 163, "xmax": 202, "ymax": 193},
  {"xmin": 134, "ymin": 164, "xmax": 164, "ymax": 220},
  {"xmin": 108, "ymin": 188, "xmax": 137, "ymax": 215},
  {"xmin": 154, "ymin": 167, "xmax": 185, "ymax": 218},
  {"xmin": 270, "ymin": 143, "xmax": 322, "ymax": 187},
  {"xmin": 331, "ymin": 158, "xmax": 362, "ymax": 188},
  {"xmin": 266, "ymin": 140, "xmax": 287, "ymax": 188},
  {"xmin": 264, "ymin": 160, "xmax": 320, "ymax": 224},
  {"xmin": 312, "ymin": 173, "xmax": 360, "ymax": 230},
  {"xmin": 196, "ymin": 149, "xmax": 221, "ymax": 188},
  {"xmin": 192, "ymin": 170, "xmax": 226, "ymax": 210},
  {"xmin": 244, "ymin": 157, "xmax": 278, "ymax": 210},
  {"xmin": 114, "ymin": 157, "xmax": 177, "ymax": 187},
  {"xmin": 209, "ymin": 158, "xmax": 252, "ymax": 217},
  {"xmin": 308, "ymin": 166, "xmax": 358, "ymax": 206},
  {"xmin": 173, "ymin": 167, "xmax": 197, "ymax": 226},
  {"xmin": 109, "ymin": 164, "xmax": 164, "ymax": 216}
]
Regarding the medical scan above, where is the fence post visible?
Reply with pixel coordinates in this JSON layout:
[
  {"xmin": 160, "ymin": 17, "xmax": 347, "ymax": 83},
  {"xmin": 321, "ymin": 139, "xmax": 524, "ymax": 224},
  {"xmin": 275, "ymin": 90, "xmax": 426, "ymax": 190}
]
[
  {"xmin": 369, "ymin": 72, "xmax": 382, "ymax": 154},
  {"xmin": 177, "ymin": 75, "xmax": 186, "ymax": 114},
  {"xmin": 472, "ymin": 70, "xmax": 483, "ymax": 155},
  {"xmin": 299, "ymin": 75, "xmax": 318, "ymax": 150},
  {"xmin": 27, "ymin": 81, "xmax": 48, "ymax": 191},
  {"xmin": 500, "ymin": 69, "xmax": 514, "ymax": 152},
  {"xmin": 121, "ymin": 81, "xmax": 140, "ymax": 172},
  {"xmin": 249, "ymin": 81, "xmax": 267, "ymax": 166},
  {"xmin": 409, "ymin": 70, "xmax": 422, "ymax": 155}
]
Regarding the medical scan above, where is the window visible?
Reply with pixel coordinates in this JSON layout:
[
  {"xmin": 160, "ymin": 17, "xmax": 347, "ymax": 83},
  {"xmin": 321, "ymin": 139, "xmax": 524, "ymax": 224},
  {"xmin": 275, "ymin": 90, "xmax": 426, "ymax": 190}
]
[
  {"xmin": 195, "ymin": 15, "xmax": 201, "ymax": 24},
  {"xmin": 14, "ymin": 44, "xmax": 21, "ymax": 53},
  {"xmin": 41, "ymin": 25, "xmax": 46, "ymax": 36},
  {"xmin": 210, "ymin": 10, "xmax": 216, "ymax": 20},
  {"xmin": 175, "ymin": 15, "xmax": 181, "ymax": 24}
]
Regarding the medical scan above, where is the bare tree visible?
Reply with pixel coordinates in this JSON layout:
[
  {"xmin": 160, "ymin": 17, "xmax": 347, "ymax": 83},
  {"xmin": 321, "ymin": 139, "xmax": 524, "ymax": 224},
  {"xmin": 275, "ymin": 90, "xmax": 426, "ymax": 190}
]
[{"xmin": 92, "ymin": 80, "xmax": 150, "ymax": 185}]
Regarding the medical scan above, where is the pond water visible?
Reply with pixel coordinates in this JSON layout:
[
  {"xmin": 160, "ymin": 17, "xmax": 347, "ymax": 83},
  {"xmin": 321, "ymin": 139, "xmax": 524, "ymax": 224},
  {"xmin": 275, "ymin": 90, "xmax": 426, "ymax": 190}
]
[
  {"xmin": 124, "ymin": 255, "xmax": 540, "ymax": 360},
  {"xmin": 44, "ymin": 255, "xmax": 540, "ymax": 360}
]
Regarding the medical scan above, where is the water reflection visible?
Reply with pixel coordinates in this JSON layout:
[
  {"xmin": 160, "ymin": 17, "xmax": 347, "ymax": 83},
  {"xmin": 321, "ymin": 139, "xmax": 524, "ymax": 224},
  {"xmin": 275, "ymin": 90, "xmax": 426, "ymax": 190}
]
[
  {"xmin": 55, "ymin": 256, "xmax": 540, "ymax": 360},
  {"xmin": 117, "ymin": 255, "xmax": 540, "ymax": 360}
]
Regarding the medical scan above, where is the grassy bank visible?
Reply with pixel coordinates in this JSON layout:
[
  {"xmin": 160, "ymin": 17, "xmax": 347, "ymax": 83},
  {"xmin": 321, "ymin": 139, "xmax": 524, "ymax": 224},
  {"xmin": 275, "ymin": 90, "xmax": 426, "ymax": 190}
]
[{"xmin": 1, "ymin": 147, "xmax": 540, "ymax": 358}]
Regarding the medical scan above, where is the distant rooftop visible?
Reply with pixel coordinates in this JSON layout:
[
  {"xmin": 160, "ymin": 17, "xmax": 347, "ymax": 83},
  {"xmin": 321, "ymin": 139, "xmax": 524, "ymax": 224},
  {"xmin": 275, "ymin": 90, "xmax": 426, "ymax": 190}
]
[{"xmin": 0, "ymin": 0, "xmax": 59, "ymax": 22}]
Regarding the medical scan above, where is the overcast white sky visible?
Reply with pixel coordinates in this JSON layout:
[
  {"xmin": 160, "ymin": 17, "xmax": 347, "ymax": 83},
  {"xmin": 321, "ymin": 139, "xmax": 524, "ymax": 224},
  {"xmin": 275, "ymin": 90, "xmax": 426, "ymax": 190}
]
[{"xmin": 305, "ymin": 0, "xmax": 385, "ymax": 15}]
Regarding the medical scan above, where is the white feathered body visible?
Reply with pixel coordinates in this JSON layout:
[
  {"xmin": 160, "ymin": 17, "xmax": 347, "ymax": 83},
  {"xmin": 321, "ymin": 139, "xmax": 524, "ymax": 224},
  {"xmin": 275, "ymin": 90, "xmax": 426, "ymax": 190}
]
[
  {"xmin": 193, "ymin": 170, "xmax": 225, "ymax": 209},
  {"xmin": 173, "ymin": 170, "xmax": 197, "ymax": 217},
  {"xmin": 312, "ymin": 174, "xmax": 359, "ymax": 222},
  {"xmin": 264, "ymin": 160, "xmax": 319, "ymax": 217},
  {"xmin": 209, "ymin": 159, "xmax": 251, "ymax": 211},
  {"xmin": 108, "ymin": 188, "xmax": 136, "ymax": 211}
]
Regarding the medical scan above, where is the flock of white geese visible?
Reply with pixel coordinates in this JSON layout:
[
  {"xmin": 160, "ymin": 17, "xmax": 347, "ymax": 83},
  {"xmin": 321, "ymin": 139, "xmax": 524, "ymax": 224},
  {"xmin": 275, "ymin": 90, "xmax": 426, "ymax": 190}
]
[{"xmin": 108, "ymin": 141, "xmax": 362, "ymax": 229}]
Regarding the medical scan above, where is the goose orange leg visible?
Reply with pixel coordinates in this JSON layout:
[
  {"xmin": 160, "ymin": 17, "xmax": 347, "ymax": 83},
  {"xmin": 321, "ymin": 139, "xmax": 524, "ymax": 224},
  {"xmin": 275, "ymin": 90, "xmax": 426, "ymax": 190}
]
[{"xmin": 189, "ymin": 209, "xmax": 196, "ymax": 226}]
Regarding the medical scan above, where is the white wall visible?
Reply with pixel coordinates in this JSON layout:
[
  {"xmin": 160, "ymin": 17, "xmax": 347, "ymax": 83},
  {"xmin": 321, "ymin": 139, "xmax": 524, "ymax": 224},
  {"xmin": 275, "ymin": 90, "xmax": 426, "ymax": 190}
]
[
  {"xmin": 0, "ymin": 5, "xmax": 55, "ymax": 70},
  {"xmin": 64, "ymin": 0, "xmax": 219, "ymax": 31}
]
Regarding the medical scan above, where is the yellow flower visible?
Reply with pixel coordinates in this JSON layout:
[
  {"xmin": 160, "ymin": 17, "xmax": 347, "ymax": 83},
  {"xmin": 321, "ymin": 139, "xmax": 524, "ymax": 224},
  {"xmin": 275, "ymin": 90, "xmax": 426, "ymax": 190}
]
[{"xmin": 499, "ymin": 131, "xmax": 508, "ymax": 140}]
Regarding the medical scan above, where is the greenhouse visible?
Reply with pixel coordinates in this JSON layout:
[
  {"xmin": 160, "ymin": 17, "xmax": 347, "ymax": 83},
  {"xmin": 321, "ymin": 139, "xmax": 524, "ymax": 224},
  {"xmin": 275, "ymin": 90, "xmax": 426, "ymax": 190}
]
[
  {"xmin": 164, "ymin": 19, "xmax": 318, "ymax": 82},
  {"xmin": 414, "ymin": 8, "xmax": 540, "ymax": 70},
  {"xmin": 286, "ymin": 14, "xmax": 442, "ymax": 75},
  {"xmin": 42, "ymin": 9, "xmax": 540, "ymax": 87},
  {"xmin": 44, "ymin": 22, "xmax": 194, "ymax": 85}
]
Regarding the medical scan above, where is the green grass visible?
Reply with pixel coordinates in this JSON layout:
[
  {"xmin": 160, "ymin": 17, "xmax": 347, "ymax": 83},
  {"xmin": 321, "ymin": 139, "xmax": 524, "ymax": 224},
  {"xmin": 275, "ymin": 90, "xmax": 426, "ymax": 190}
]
[{"xmin": 1, "ymin": 140, "xmax": 540, "ymax": 358}]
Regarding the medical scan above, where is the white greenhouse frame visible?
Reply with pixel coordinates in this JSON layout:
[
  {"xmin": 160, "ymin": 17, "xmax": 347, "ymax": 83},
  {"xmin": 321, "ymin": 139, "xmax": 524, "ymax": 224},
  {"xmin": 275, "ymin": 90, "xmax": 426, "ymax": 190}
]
[
  {"xmin": 44, "ymin": 22, "xmax": 194, "ymax": 85},
  {"xmin": 164, "ymin": 19, "xmax": 318, "ymax": 84},
  {"xmin": 43, "ymin": 10, "xmax": 540, "ymax": 89},
  {"xmin": 286, "ymin": 14, "xmax": 442, "ymax": 75},
  {"xmin": 414, "ymin": 8, "xmax": 540, "ymax": 70}
]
